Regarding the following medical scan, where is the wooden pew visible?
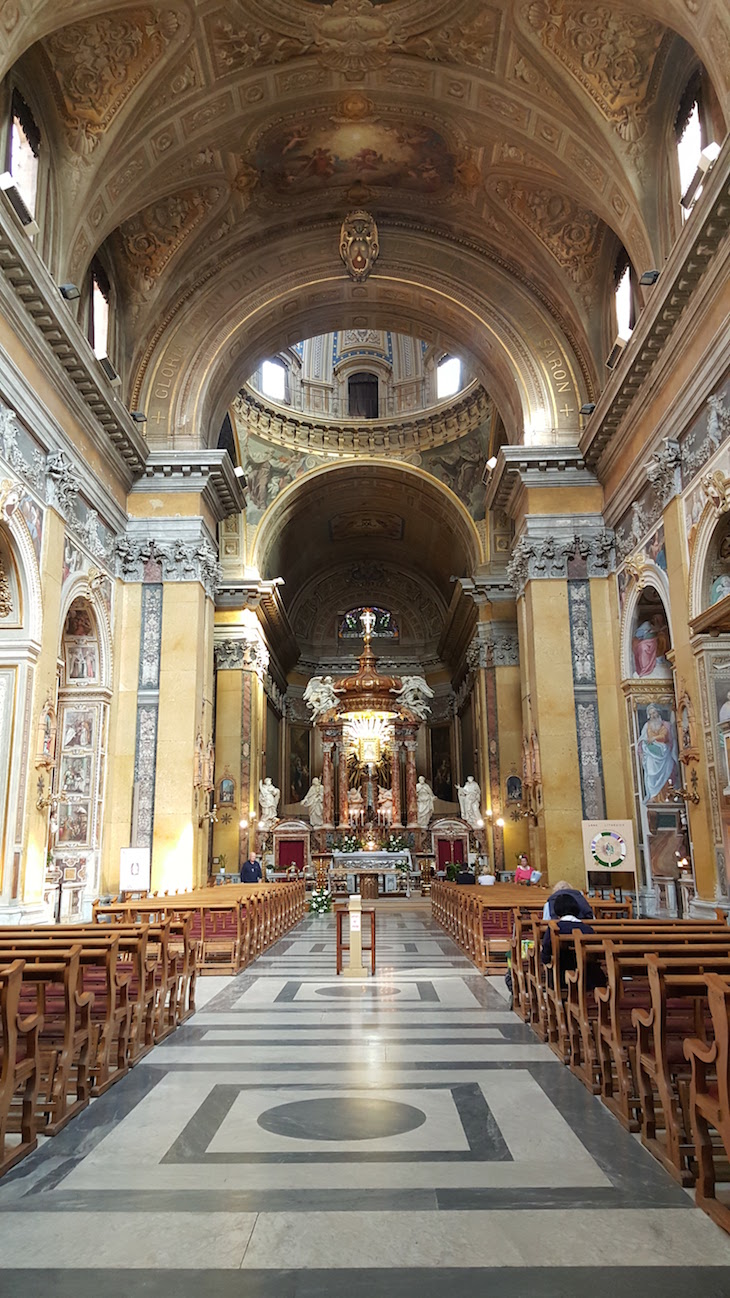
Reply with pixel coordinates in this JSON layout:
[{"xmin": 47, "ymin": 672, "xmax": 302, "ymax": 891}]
[
  {"xmin": 8, "ymin": 946, "xmax": 93, "ymax": 1135},
  {"xmin": 684, "ymin": 972, "xmax": 730, "ymax": 1233},
  {"xmin": 0, "ymin": 960, "xmax": 40, "ymax": 1175},
  {"xmin": 633, "ymin": 956, "xmax": 730, "ymax": 1184},
  {"xmin": 0, "ymin": 935, "xmax": 131, "ymax": 1095}
]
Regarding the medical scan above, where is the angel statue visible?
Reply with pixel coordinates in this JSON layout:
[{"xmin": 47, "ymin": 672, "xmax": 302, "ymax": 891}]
[
  {"xmin": 303, "ymin": 675, "xmax": 339, "ymax": 721},
  {"xmin": 393, "ymin": 675, "xmax": 434, "ymax": 720},
  {"xmin": 457, "ymin": 775, "xmax": 482, "ymax": 828},
  {"xmin": 301, "ymin": 777, "xmax": 324, "ymax": 829},
  {"xmin": 259, "ymin": 777, "xmax": 280, "ymax": 830}
]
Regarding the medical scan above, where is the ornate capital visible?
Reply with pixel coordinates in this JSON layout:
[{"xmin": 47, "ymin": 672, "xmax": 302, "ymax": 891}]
[
  {"xmin": 214, "ymin": 626, "xmax": 269, "ymax": 679},
  {"xmin": 508, "ymin": 525, "xmax": 614, "ymax": 593},
  {"xmin": 115, "ymin": 524, "xmax": 221, "ymax": 598},
  {"xmin": 646, "ymin": 437, "xmax": 681, "ymax": 507}
]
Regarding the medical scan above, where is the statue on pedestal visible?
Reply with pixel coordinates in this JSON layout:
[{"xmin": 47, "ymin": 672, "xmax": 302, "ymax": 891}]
[
  {"xmin": 416, "ymin": 775, "xmax": 435, "ymax": 828},
  {"xmin": 301, "ymin": 777, "xmax": 324, "ymax": 828},
  {"xmin": 304, "ymin": 675, "xmax": 339, "ymax": 721},
  {"xmin": 259, "ymin": 776, "xmax": 280, "ymax": 830},
  {"xmin": 457, "ymin": 775, "xmax": 482, "ymax": 828}
]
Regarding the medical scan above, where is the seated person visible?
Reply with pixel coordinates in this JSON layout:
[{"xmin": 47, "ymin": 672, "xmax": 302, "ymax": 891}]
[
  {"xmin": 514, "ymin": 855, "xmax": 532, "ymax": 884},
  {"xmin": 456, "ymin": 865, "xmax": 476, "ymax": 885},
  {"xmin": 240, "ymin": 851, "xmax": 263, "ymax": 883},
  {"xmin": 542, "ymin": 878, "xmax": 593, "ymax": 920},
  {"xmin": 477, "ymin": 867, "xmax": 496, "ymax": 886},
  {"xmin": 540, "ymin": 890, "xmax": 605, "ymax": 990}
]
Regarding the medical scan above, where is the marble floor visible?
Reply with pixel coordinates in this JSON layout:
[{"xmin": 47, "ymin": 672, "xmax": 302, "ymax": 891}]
[{"xmin": 3, "ymin": 903, "xmax": 730, "ymax": 1296}]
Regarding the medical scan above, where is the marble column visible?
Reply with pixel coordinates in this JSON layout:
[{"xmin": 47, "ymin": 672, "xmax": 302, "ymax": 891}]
[
  {"xmin": 405, "ymin": 738, "xmax": 418, "ymax": 828},
  {"xmin": 337, "ymin": 741, "xmax": 349, "ymax": 828},
  {"xmin": 391, "ymin": 740, "xmax": 402, "ymax": 828},
  {"xmin": 322, "ymin": 740, "xmax": 335, "ymax": 829}
]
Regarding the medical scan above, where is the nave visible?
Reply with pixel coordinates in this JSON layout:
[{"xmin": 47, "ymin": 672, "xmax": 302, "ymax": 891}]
[{"xmin": 3, "ymin": 904, "xmax": 730, "ymax": 1295}]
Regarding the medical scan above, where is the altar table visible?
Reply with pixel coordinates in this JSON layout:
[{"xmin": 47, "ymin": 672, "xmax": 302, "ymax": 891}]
[{"xmin": 330, "ymin": 850, "xmax": 415, "ymax": 898}]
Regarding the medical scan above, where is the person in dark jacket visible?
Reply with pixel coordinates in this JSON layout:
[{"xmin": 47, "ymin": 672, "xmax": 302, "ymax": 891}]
[
  {"xmin": 540, "ymin": 891, "xmax": 605, "ymax": 991},
  {"xmin": 456, "ymin": 866, "xmax": 476, "ymax": 885},
  {"xmin": 240, "ymin": 851, "xmax": 263, "ymax": 883},
  {"xmin": 542, "ymin": 879, "xmax": 594, "ymax": 921}
]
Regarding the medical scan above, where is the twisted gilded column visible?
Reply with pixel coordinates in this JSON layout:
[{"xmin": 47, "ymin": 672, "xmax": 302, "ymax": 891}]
[
  {"xmin": 391, "ymin": 739, "xmax": 402, "ymax": 828},
  {"xmin": 322, "ymin": 739, "xmax": 335, "ymax": 829},
  {"xmin": 405, "ymin": 738, "xmax": 418, "ymax": 828},
  {"xmin": 337, "ymin": 741, "xmax": 349, "ymax": 828}
]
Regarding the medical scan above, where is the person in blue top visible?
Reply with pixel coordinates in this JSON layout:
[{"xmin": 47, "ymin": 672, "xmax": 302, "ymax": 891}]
[{"xmin": 240, "ymin": 851, "xmax": 262, "ymax": 883}]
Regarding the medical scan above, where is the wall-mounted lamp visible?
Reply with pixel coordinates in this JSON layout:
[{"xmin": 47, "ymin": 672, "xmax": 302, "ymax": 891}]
[
  {"xmin": 605, "ymin": 336, "xmax": 627, "ymax": 371},
  {"xmin": 495, "ymin": 817, "xmax": 505, "ymax": 829},
  {"xmin": 98, "ymin": 355, "xmax": 122, "ymax": 389},
  {"xmin": 198, "ymin": 803, "xmax": 218, "ymax": 828},
  {"xmin": 129, "ymin": 410, "xmax": 147, "ymax": 424},
  {"xmin": 579, "ymin": 402, "xmax": 596, "ymax": 416},
  {"xmin": 59, "ymin": 283, "xmax": 81, "ymax": 301},
  {"xmin": 681, "ymin": 142, "xmax": 721, "ymax": 210},
  {"xmin": 0, "ymin": 172, "xmax": 39, "ymax": 235},
  {"xmin": 239, "ymin": 818, "xmax": 248, "ymax": 830},
  {"xmin": 639, "ymin": 269, "xmax": 661, "ymax": 286}
]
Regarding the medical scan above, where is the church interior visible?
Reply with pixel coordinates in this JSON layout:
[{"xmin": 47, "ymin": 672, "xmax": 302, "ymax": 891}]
[{"xmin": 1, "ymin": 0, "xmax": 730, "ymax": 1290}]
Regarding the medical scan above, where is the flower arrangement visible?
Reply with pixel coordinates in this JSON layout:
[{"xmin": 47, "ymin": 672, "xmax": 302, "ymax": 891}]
[
  {"xmin": 385, "ymin": 833, "xmax": 409, "ymax": 854},
  {"xmin": 338, "ymin": 832, "xmax": 362, "ymax": 853},
  {"xmin": 309, "ymin": 886, "xmax": 332, "ymax": 915}
]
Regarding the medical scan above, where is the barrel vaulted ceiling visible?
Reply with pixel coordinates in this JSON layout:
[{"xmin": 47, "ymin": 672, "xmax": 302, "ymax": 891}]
[{"xmin": 3, "ymin": 0, "xmax": 728, "ymax": 448}]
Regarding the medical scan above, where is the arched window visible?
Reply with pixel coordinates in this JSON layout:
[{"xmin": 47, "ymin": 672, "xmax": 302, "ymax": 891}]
[
  {"xmin": 437, "ymin": 356, "xmax": 462, "ymax": 400},
  {"xmin": 613, "ymin": 249, "xmax": 636, "ymax": 342},
  {"xmin": 675, "ymin": 73, "xmax": 719, "ymax": 216},
  {"xmin": 339, "ymin": 607, "xmax": 399, "ymax": 640},
  {"xmin": 88, "ymin": 258, "xmax": 111, "ymax": 360},
  {"xmin": 261, "ymin": 359, "xmax": 287, "ymax": 402},
  {"xmin": 4, "ymin": 89, "xmax": 40, "ymax": 229},
  {"xmin": 348, "ymin": 372, "xmax": 379, "ymax": 419}
]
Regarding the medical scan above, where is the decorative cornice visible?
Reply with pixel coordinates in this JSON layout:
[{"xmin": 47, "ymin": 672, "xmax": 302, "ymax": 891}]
[
  {"xmin": 0, "ymin": 196, "xmax": 148, "ymax": 480},
  {"xmin": 485, "ymin": 445, "xmax": 598, "ymax": 517},
  {"xmin": 458, "ymin": 573, "xmax": 514, "ymax": 605},
  {"xmin": 581, "ymin": 144, "xmax": 730, "ymax": 472},
  {"xmin": 507, "ymin": 521, "xmax": 615, "ymax": 594},
  {"xmin": 645, "ymin": 436, "xmax": 681, "ymax": 507},
  {"xmin": 131, "ymin": 449, "xmax": 246, "ymax": 520},
  {"xmin": 215, "ymin": 577, "xmax": 285, "ymax": 610},
  {"xmin": 114, "ymin": 517, "xmax": 220, "ymax": 598},
  {"xmin": 235, "ymin": 382, "xmax": 490, "ymax": 456}
]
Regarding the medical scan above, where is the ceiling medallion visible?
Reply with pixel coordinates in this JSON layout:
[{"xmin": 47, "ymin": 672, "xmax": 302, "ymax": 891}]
[
  {"xmin": 306, "ymin": 0, "xmax": 400, "ymax": 80},
  {"xmin": 339, "ymin": 209, "xmax": 380, "ymax": 282}
]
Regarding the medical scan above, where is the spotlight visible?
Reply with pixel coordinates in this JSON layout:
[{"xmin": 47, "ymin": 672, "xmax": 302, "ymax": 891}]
[
  {"xmin": 639, "ymin": 270, "xmax": 661, "ymax": 287},
  {"xmin": 485, "ymin": 456, "xmax": 498, "ymax": 471},
  {"xmin": 605, "ymin": 336, "xmax": 627, "ymax": 371},
  {"xmin": 59, "ymin": 283, "xmax": 81, "ymax": 301},
  {"xmin": 98, "ymin": 355, "xmax": 121, "ymax": 388},
  {"xmin": 234, "ymin": 465, "xmax": 246, "ymax": 479},
  {"xmin": 681, "ymin": 142, "xmax": 721, "ymax": 210},
  {"xmin": 129, "ymin": 410, "xmax": 147, "ymax": 423},
  {"xmin": 579, "ymin": 402, "xmax": 596, "ymax": 416},
  {"xmin": 0, "ymin": 172, "xmax": 39, "ymax": 235}
]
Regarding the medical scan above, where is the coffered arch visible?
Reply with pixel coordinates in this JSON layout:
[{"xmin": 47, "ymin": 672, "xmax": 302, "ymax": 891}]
[{"xmin": 133, "ymin": 225, "xmax": 591, "ymax": 452}]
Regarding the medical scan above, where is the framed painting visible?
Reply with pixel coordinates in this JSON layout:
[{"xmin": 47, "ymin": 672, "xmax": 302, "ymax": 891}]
[
  {"xmin": 430, "ymin": 725, "xmax": 453, "ymax": 802},
  {"xmin": 289, "ymin": 725, "xmax": 310, "ymax": 804}
]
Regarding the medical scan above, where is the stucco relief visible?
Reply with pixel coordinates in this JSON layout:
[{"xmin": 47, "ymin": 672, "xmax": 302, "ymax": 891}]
[
  {"xmin": 494, "ymin": 180, "xmax": 605, "ymax": 287},
  {"xmin": 525, "ymin": 2, "xmax": 666, "ymax": 144},
  {"xmin": 43, "ymin": 9, "xmax": 183, "ymax": 153},
  {"xmin": 116, "ymin": 186, "xmax": 222, "ymax": 292}
]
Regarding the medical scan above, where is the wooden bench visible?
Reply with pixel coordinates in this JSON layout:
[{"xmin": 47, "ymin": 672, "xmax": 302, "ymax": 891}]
[
  {"xmin": 0, "ymin": 959, "xmax": 40, "ymax": 1176},
  {"xmin": 684, "ymin": 972, "xmax": 730, "ymax": 1233},
  {"xmin": 633, "ymin": 956, "xmax": 730, "ymax": 1184}
]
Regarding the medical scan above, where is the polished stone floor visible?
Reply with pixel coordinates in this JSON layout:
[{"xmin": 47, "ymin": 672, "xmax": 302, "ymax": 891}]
[{"xmin": 3, "ymin": 902, "xmax": 730, "ymax": 1296}]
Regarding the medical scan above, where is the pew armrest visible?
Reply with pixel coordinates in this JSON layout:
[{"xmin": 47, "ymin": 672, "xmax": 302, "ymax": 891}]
[{"xmin": 631, "ymin": 1006, "xmax": 654, "ymax": 1030}]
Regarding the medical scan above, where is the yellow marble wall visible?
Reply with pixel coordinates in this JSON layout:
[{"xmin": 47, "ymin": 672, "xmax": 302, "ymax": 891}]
[
  {"xmin": 590, "ymin": 576, "xmax": 634, "ymax": 821},
  {"xmin": 152, "ymin": 581, "xmax": 214, "ymax": 891},
  {"xmin": 212, "ymin": 667, "xmax": 243, "ymax": 872},
  {"xmin": 19, "ymin": 508, "xmax": 65, "ymax": 906},
  {"xmin": 494, "ymin": 663, "xmax": 530, "ymax": 867},
  {"xmin": 663, "ymin": 495, "xmax": 717, "ymax": 901},
  {"xmin": 522, "ymin": 580, "xmax": 585, "ymax": 888}
]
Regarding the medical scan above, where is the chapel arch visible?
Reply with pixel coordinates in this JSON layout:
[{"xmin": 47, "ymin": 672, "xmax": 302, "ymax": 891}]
[{"xmin": 50, "ymin": 583, "xmax": 112, "ymax": 918}]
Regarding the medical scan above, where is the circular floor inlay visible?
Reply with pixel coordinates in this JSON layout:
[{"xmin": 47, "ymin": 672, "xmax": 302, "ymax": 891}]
[
  {"xmin": 314, "ymin": 984, "xmax": 401, "ymax": 997},
  {"xmin": 258, "ymin": 1097, "xmax": 426, "ymax": 1142}
]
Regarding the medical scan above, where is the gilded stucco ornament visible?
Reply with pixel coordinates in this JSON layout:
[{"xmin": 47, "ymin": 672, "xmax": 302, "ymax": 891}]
[
  {"xmin": 306, "ymin": 0, "xmax": 399, "ymax": 80},
  {"xmin": 339, "ymin": 209, "xmax": 380, "ymax": 282}
]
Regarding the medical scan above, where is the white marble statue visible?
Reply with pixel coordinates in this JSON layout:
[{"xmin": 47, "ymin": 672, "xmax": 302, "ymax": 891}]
[
  {"xmin": 301, "ymin": 777, "xmax": 324, "ymax": 828},
  {"xmin": 416, "ymin": 775, "xmax": 435, "ymax": 828},
  {"xmin": 303, "ymin": 675, "xmax": 339, "ymax": 721},
  {"xmin": 377, "ymin": 785, "xmax": 393, "ymax": 822},
  {"xmin": 259, "ymin": 776, "xmax": 280, "ymax": 830},
  {"xmin": 392, "ymin": 675, "xmax": 434, "ymax": 720},
  {"xmin": 457, "ymin": 775, "xmax": 482, "ymax": 828}
]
